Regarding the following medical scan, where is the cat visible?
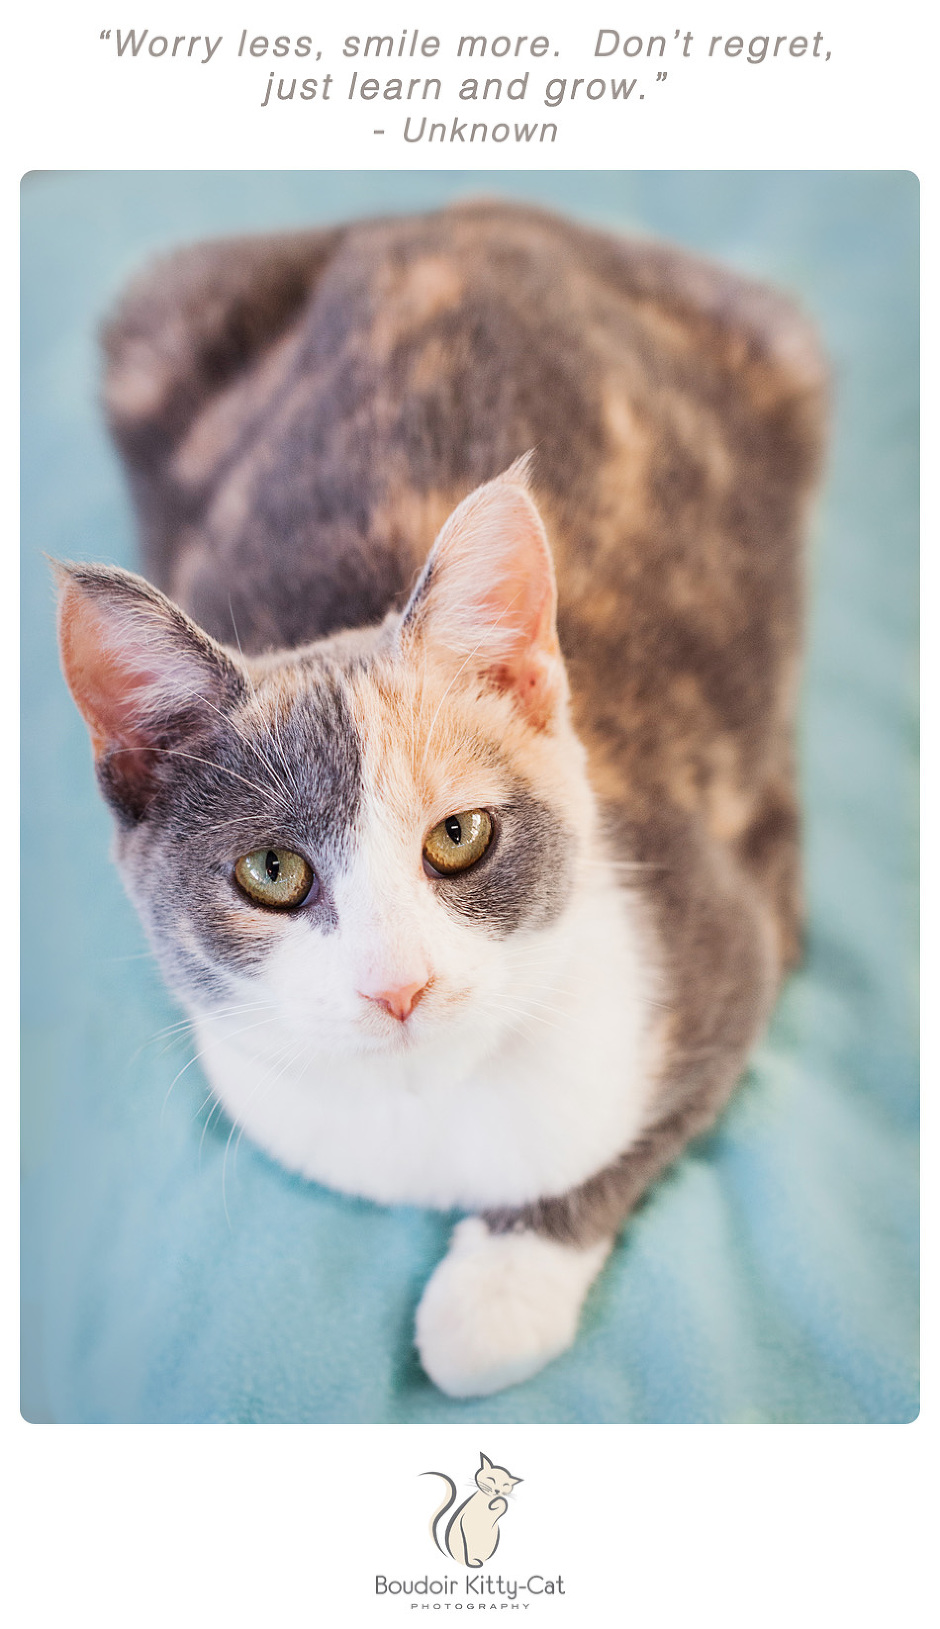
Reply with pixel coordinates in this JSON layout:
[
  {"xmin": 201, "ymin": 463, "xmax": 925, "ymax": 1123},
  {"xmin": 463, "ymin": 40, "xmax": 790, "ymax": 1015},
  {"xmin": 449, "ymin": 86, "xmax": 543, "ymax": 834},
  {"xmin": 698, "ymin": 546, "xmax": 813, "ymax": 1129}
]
[
  {"xmin": 55, "ymin": 200, "xmax": 826, "ymax": 1397},
  {"xmin": 425, "ymin": 1452, "xmax": 522, "ymax": 1568}
]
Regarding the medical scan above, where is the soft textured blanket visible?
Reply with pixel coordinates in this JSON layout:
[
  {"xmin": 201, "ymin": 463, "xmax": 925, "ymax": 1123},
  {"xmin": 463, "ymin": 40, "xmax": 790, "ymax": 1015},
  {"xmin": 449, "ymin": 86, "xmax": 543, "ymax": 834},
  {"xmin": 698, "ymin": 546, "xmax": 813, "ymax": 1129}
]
[{"xmin": 21, "ymin": 170, "xmax": 917, "ymax": 1423}]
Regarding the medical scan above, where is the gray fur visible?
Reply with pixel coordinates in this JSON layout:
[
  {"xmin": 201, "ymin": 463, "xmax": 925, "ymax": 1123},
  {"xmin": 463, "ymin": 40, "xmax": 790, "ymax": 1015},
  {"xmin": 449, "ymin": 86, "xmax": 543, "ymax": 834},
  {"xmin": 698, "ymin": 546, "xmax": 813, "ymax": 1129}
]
[{"xmin": 433, "ymin": 779, "xmax": 574, "ymax": 939}]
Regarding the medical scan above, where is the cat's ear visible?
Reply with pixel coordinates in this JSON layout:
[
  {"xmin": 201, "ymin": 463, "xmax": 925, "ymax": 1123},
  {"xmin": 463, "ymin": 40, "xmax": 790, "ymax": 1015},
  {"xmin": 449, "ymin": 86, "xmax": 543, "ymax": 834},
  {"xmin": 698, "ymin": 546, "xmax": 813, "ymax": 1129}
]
[
  {"xmin": 55, "ymin": 562, "xmax": 244, "ymax": 821},
  {"xmin": 401, "ymin": 458, "xmax": 567, "ymax": 731},
  {"xmin": 479, "ymin": 1453, "xmax": 493, "ymax": 1471}
]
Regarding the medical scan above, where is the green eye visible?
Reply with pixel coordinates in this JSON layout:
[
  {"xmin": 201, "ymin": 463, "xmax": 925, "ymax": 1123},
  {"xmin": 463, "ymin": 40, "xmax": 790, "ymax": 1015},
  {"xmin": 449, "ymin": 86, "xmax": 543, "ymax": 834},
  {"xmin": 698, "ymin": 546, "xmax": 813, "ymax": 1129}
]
[
  {"xmin": 234, "ymin": 847, "xmax": 315, "ymax": 909},
  {"xmin": 423, "ymin": 809, "xmax": 493, "ymax": 875}
]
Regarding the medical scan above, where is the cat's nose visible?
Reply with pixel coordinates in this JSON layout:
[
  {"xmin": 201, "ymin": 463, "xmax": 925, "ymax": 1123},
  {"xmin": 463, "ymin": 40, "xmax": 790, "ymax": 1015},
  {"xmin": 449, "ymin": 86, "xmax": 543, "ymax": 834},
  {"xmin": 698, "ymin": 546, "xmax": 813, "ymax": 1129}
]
[{"xmin": 360, "ymin": 978, "xmax": 430, "ymax": 1023}]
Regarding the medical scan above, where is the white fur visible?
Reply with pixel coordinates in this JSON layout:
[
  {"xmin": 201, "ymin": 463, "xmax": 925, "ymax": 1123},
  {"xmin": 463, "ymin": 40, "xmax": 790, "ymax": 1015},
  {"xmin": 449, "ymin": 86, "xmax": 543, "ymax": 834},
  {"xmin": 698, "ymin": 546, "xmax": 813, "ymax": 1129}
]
[
  {"xmin": 415, "ymin": 1218, "xmax": 612, "ymax": 1397},
  {"xmin": 192, "ymin": 852, "xmax": 658, "ymax": 1212}
]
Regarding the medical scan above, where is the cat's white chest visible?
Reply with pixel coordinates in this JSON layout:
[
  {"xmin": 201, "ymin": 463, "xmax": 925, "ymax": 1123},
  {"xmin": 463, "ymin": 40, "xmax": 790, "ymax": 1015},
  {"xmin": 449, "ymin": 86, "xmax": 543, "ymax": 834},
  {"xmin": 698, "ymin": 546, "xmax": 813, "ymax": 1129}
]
[{"xmin": 192, "ymin": 884, "xmax": 658, "ymax": 1211}]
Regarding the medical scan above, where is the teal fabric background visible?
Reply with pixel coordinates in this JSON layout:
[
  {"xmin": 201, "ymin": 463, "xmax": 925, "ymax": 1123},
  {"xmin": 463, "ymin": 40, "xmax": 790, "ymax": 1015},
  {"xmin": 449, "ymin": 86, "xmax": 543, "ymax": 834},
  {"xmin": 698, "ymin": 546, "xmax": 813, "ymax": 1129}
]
[{"xmin": 21, "ymin": 171, "xmax": 918, "ymax": 1423}]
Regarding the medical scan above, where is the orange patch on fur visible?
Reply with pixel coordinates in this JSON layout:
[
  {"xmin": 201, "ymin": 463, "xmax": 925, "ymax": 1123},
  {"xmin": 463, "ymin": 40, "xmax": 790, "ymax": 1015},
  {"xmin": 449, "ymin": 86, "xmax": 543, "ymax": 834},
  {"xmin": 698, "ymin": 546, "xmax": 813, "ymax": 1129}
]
[
  {"xmin": 370, "ymin": 255, "xmax": 464, "ymax": 355},
  {"xmin": 103, "ymin": 343, "xmax": 174, "ymax": 422},
  {"xmin": 346, "ymin": 641, "xmax": 596, "ymax": 878},
  {"xmin": 173, "ymin": 327, "xmax": 301, "ymax": 488},
  {"xmin": 368, "ymin": 487, "xmax": 463, "ymax": 578}
]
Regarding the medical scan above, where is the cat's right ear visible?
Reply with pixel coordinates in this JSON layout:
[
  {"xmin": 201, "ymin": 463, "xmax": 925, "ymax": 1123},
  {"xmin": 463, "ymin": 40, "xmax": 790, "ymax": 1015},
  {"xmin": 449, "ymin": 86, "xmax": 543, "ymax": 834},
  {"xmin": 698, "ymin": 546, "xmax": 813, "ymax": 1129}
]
[
  {"xmin": 55, "ymin": 562, "xmax": 244, "ymax": 822},
  {"xmin": 399, "ymin": 459, "xmax": 567, "ymax": 732}
]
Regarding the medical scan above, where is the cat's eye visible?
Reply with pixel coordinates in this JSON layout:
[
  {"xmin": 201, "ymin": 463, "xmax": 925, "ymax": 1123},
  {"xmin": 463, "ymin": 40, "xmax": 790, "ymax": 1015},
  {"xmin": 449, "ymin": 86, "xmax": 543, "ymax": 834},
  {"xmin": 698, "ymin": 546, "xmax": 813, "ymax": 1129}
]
[
  {"xmin": 234, "ymin": 847, "xmax": 315, "ymax": 909},
  {"xmin": 423, "ymin": 809, "xmax": 493, "ymax": 875}
]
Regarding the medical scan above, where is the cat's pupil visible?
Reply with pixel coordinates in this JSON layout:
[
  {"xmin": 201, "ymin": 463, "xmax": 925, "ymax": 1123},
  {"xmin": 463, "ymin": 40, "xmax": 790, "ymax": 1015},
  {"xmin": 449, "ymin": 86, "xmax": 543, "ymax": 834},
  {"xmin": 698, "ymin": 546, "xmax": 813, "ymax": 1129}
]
[
  {"xmin": 445, "ymin": 816, "xmax": 462, "ymax": 845},
  {"xmin": 265, "ymin": 850, "xmax": 280, "ymax": 882}
]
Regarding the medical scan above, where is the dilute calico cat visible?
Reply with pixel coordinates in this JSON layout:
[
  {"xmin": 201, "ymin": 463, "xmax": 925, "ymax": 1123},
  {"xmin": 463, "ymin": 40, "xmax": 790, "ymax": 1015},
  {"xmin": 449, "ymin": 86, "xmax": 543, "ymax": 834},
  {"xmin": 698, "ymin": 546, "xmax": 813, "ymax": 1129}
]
[{"xmin": 56, "ymin": 200, "xmax": 825, "ymax": 1397}]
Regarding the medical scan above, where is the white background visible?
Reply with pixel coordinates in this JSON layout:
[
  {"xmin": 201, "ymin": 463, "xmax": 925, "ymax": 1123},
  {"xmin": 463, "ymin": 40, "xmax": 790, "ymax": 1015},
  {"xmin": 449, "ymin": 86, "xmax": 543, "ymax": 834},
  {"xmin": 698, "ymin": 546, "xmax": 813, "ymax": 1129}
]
[{"xmin": 8, "ymin": 3, "xmax": 932, "ymax": 1625}]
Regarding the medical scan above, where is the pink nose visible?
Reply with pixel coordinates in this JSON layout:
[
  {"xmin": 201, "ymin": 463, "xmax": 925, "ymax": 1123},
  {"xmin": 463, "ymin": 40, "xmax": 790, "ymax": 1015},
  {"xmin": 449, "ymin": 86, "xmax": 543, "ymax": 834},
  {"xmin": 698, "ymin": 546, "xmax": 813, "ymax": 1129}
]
[{"xmin": 361, "ymin": 979, "xmax": 429, "ymax": 1023}]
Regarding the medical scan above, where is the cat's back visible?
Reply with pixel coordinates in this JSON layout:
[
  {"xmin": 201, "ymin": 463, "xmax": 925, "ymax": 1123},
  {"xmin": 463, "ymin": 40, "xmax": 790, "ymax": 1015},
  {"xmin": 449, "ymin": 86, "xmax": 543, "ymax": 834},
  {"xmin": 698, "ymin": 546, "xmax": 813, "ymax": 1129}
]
[{"xmin": 104, "ymin": 201, "xmax": 825, "ymax": 836}]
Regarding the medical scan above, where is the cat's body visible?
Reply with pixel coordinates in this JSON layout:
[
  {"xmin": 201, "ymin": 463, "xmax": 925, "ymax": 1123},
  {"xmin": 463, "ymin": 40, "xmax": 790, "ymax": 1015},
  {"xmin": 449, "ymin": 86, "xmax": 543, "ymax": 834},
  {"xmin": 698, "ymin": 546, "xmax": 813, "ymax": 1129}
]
[
  {"xmin": 57, "ymin": 201, "xmax": 825, "ymax": 1396},
  {"xmin": 427, "ymin": 1454, "xmax": 521, "ymax": 1567}
]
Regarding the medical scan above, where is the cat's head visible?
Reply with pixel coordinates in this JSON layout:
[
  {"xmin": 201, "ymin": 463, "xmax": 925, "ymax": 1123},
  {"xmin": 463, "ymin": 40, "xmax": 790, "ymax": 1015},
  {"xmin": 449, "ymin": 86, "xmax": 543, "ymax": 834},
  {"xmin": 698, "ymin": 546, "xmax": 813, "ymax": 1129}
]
[
  {"xmin": 56, "ymin": 463, "xmax": 597, "ymax": 1066},
  {"xmin": 475, "ymin": 1452, "xmax": 522, "ymax": 1497}
]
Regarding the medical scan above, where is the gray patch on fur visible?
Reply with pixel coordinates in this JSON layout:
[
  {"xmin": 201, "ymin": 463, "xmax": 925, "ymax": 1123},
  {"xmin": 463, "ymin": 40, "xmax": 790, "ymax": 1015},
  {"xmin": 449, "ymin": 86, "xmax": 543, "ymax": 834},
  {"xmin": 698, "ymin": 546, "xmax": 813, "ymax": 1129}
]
[
  {"xmin": 116, "ymin": 656, "xmax": 363, "ymax": 997},
  {"xmin": 483, "ymin": 808, "xmax": 778, "ymax": 1247},
  {"xmin": 432, "ymin": 777, "xmax": 574, "ymax": 939}
]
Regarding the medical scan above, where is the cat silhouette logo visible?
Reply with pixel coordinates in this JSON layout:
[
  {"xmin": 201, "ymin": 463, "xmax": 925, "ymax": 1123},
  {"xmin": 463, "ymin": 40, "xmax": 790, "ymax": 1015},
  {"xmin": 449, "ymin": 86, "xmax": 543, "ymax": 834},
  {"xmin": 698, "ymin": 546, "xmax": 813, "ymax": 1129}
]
[{"xmin": 423, "ymin": 1452, "xmax": 523, "ymax": 1568}]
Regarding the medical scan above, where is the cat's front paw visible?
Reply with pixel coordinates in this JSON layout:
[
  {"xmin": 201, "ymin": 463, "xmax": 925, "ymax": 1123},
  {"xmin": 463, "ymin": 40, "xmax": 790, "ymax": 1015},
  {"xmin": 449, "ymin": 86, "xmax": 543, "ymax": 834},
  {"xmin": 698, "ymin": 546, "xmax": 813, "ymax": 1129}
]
[{"xmin": 415, "ymin": 1217, "xmax": 611, "ymax": 1397}]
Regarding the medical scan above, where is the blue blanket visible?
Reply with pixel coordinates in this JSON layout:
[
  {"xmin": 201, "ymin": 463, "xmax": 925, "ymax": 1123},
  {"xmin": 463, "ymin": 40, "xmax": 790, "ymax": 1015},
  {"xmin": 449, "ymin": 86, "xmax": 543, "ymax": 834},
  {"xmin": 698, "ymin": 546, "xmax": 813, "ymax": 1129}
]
[{"xmin": 21, "ymin": 170, "xmax": 918, "ymax": 1423}]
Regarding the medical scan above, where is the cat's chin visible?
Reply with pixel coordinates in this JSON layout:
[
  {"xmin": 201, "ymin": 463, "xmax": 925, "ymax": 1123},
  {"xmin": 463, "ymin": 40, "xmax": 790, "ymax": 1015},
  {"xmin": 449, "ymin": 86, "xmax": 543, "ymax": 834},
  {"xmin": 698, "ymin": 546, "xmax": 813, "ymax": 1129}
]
[
  {"xmin": 354, "ymin": 1020, "xmax": 424, "ymax": 1057},
  {"xmin": 352, "ymin": 1007, "xmax": 505, "ymax": 1063}
]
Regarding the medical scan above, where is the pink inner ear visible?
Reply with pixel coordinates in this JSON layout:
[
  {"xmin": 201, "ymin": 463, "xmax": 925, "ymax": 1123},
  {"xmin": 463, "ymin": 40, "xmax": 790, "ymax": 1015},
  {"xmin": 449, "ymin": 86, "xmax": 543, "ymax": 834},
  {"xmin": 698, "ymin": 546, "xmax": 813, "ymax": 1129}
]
[
  {"xmin": 416, "ymin": 475, "xmax": 566, "ymax": 730},
  {"xmin": 58, "ymin": 582, "xmax": 174, "ymax": 759},
  {"xmin": 477, "ymin": 517, "xmax": 555, "ymax": 652}
]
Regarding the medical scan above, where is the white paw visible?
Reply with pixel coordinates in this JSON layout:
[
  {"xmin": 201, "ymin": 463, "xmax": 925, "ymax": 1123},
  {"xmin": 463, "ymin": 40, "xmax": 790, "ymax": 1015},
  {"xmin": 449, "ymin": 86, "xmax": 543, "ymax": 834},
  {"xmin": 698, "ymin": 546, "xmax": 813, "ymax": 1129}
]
[{"xmin": 415, "ymin": 1217, "xmax": 611, "ymax": 1397}]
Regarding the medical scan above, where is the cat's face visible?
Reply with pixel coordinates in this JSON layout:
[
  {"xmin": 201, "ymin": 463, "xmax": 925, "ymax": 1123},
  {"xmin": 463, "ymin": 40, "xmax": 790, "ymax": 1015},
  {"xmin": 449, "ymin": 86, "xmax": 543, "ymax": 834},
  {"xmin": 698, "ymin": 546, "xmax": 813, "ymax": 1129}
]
[
  {"xmin": 58, "ymin": 467, "xmax": 597, "ymax": 1067},
  {"xmin": 475, "ymin": 1454, "xmax": 521, "ymax": 1497}
]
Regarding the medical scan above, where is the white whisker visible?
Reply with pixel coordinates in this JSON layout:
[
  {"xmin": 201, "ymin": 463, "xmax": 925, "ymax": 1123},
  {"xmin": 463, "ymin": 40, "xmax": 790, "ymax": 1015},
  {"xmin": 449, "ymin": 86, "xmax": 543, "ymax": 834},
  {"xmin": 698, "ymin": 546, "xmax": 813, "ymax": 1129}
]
[
  {"xmin": 114, "ymin": 744, "xmax": 293, "ymax": 808},
  {"xmin": 221, "ymin": 1032, "xmax": 310, "ymax": 1226},
  {"xmin": 160, "ymin": 1012, "xmax": 281, "ymax": 1124}
]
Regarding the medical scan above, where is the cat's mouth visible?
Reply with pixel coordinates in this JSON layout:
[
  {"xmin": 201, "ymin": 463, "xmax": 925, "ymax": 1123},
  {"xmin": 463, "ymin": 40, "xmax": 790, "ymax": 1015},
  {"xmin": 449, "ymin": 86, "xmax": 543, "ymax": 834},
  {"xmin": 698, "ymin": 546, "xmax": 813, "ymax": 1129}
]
[
  {"xmin": 355, "ymin": 979, "xmax": 478, "ymax": 1054},
  {"xmin": 358, "ymin": 999, "xmax": 429, "ymax": 1053}
]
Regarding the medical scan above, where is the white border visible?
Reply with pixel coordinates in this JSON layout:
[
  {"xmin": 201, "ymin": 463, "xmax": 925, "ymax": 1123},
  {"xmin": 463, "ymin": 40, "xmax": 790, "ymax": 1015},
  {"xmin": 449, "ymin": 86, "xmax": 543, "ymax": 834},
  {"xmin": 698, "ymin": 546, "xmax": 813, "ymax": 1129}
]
[{"xmin": 9, "ymin": 3, "xmax": 932, "ymax": 1625}]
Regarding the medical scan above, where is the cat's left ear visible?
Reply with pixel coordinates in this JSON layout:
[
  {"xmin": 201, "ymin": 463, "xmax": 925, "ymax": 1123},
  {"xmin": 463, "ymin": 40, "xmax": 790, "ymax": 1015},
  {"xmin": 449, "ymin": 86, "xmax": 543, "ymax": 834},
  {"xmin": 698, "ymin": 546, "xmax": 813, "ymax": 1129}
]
[
  {"xmin": 55, "ymin": 561, "xmax": 245, "ymax": 821},
  {"xmin": 401, "ymin": 457, "xmax": 567, "ymax": 731}
]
